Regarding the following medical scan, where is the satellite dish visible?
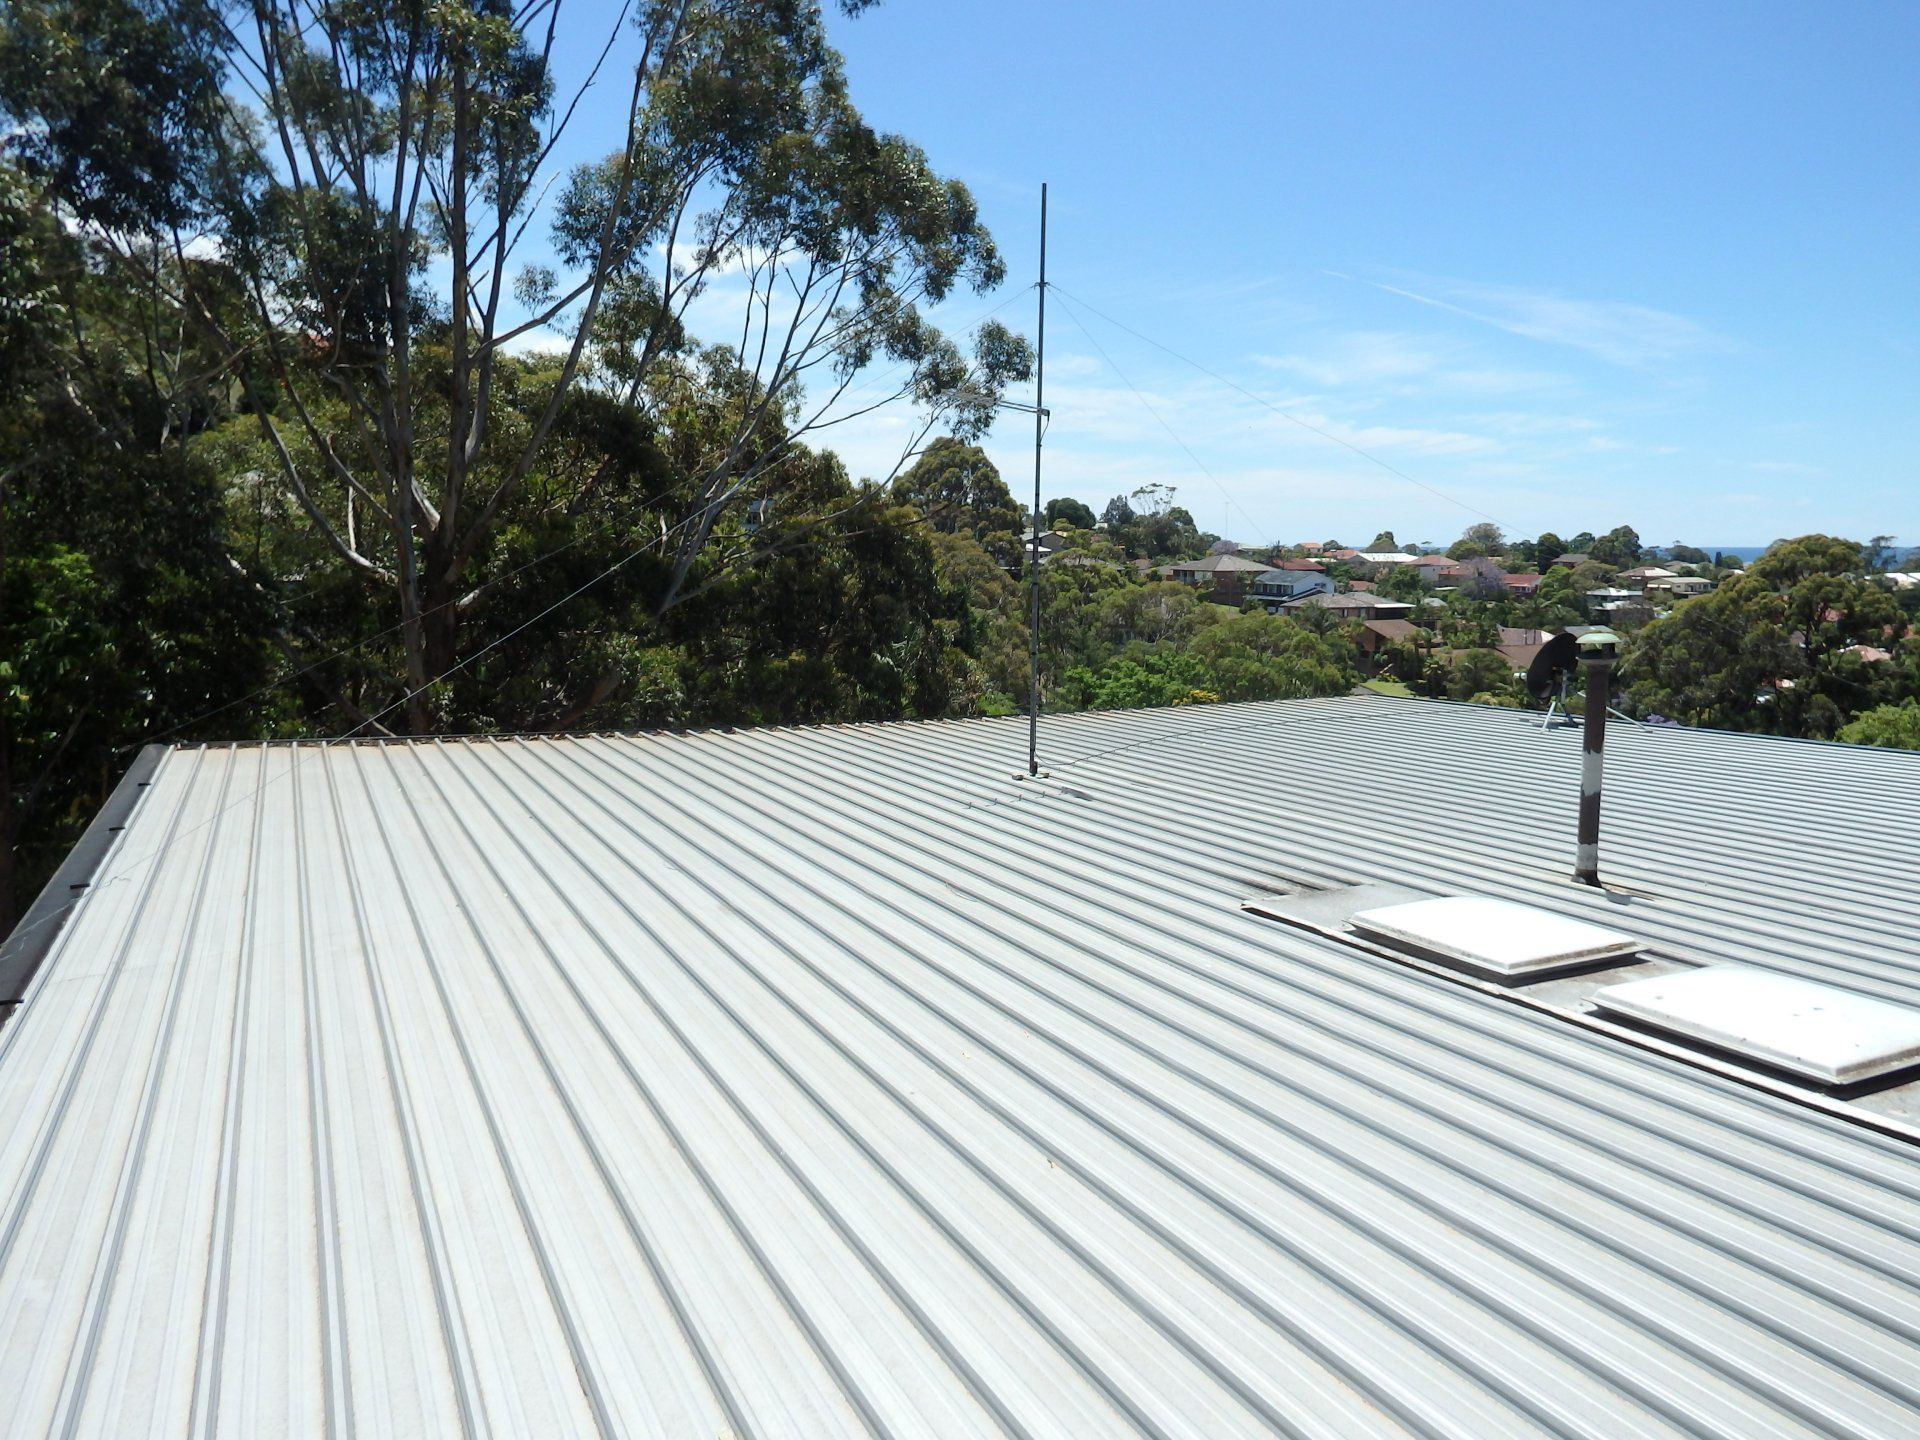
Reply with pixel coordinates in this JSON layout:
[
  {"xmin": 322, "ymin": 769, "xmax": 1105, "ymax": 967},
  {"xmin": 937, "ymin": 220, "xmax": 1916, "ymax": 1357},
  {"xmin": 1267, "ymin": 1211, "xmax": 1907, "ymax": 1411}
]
[{"xmin": 1525, "ymin": 631, "xmax": 1579, "ymax": 701}]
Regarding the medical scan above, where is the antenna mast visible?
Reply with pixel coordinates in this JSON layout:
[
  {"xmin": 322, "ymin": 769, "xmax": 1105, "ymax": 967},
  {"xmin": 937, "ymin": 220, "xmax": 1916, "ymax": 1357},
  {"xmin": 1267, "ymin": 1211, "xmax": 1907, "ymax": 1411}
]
[{"xmin": 1027, "ymin": 183, "xmax": 1047, "ymax": 777}]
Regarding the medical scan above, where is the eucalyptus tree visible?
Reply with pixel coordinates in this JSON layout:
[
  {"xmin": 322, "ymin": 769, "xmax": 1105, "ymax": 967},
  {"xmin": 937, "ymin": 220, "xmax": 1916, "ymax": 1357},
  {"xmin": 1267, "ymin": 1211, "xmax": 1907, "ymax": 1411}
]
[
  {"xmin": 6, "ymin": 0, "xmax": 1026, "ymax": 731},
  {"xmin": 896, "ymin": 437, "xmax": 1022, "ymax": 561},
  {"xmin": 1623, "ymin": 535, "xmax": 1906, "ymax": 737}
]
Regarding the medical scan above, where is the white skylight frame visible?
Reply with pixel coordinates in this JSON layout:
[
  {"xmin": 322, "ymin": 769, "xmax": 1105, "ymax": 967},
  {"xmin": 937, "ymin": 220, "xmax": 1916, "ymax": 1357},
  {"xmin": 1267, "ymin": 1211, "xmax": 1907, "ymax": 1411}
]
[
  {"xmin": 1346, "ymin": 895, "xmax": 1644, "ymax": 979},
  {"xmin": 1593, "ymin": 966, "xmax": 1920, "ymax": 1085}
]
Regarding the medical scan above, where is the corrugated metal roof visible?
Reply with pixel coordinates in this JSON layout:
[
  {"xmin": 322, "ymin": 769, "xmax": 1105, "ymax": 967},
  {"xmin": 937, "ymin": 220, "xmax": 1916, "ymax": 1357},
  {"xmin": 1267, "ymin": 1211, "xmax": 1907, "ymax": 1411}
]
[{"xmin": 4, "ymin": 695, "xmax": 1920, "ymax": 1438}]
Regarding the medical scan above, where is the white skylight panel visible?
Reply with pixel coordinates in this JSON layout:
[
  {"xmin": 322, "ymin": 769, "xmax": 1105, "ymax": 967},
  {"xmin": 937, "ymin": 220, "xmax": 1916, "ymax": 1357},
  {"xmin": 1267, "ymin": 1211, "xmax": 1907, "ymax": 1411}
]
[
  {"xmin": 1346, "ymin": 895, "xmax": 1643, "ymax": 978},
  {"xmin": 1594, "ymin": 967, "xmax": 1920, "ymax": 1085}
]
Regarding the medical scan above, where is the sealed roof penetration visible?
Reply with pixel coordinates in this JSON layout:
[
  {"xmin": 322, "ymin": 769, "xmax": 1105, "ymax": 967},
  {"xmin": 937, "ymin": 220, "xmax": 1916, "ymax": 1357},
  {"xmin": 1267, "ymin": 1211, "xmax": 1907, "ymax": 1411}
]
[{"xmin": 3, "ymin": 696, "xmax": 1920, "ymax": 1438}]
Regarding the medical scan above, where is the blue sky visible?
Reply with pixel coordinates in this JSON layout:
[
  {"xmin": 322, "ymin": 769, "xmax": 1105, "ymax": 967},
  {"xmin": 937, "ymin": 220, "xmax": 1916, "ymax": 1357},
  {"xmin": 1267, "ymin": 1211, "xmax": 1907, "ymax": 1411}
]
[
  {"xmin": 802, "ymin": 0, "xmax": 1918, "ymax": 549},
  {"xmin": 522, "ymin": 2, "xmax": 1919, "ymax": 550}
]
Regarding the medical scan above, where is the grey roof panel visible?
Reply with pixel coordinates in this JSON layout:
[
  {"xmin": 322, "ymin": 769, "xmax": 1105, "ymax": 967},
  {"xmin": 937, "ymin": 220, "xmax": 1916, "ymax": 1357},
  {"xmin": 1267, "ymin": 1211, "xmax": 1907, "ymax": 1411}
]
[{"xmin": 3, "ymin": 697, "xmax": 1920, "ymax": 1437}]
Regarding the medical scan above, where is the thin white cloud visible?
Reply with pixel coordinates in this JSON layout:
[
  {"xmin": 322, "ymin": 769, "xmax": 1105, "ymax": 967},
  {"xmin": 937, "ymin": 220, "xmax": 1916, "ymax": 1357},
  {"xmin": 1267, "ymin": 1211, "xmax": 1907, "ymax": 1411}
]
[
  {"xmin": 1464, "ymin": 411, "xmax": 1604, "ymax": 436},
  {"xmin": 1252, "ymin": 330, "xmax": 1565, "ymax": 398},
  {"xmin": 1583, "ymin": 435, "xmax": 1681, "ymax": 456},
  {"xmin": 1251, "ymin": 331, "xmax": 1445, "ymax": 388},
  {"xmin": 1353, "ymin": 273, "xmax": 1723, "ymax": 368}
]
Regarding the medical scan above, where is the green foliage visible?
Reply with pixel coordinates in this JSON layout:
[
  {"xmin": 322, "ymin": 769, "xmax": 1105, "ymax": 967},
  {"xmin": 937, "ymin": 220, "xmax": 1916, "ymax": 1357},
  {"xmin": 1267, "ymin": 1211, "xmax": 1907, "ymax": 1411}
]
[
  {"xmin": 1374, "ymin": 563, "xmax": 1427, "ymax": 602},
  {"xmin": 1747, "ymin": 534, "xmax": 1865, "ymax": 585},
  {"xmin": 1, "ymin": 548, "xmax": 109, "ymax": 743},
  {"xmin": 4, "ymin": 0, "xmax": 1028, "ymax": 736},
  {"xmin": 1623, "ymin": 536, "xmax": 1905, "ymax": 737},
  {"xmin": 0, "ymin": 165, "xmax": 56, "ymax": 379},
  {"xmin": 1093, "ymin": 582, "xmax": 1207, "ymax": 648},
  {"xmin": 898, "ymin": 438, "xmax": 1022, "ymax": 562},
  {"xmin": 1536, "ymin": 566, "xmax": 1577, "ymax": 609},
  {"xmin": 1044, "ymin": 495, "xmax": 1096, "ymax": 530},
  {"xmin": 1060, "ymin": 612, "xmax": 1352, "ymax": 712},
  {"xmin": 1566, "ymin": 559, "xmax": 1619, "ymax": 593},
  {"xmin": 1837, "ymin": 700, "xmax": 1920, "ymax": 751},
  {"xmin": 1376, "ymin": 638, "xmax": 1426, "ymax": 685},
  {"xmin": 1444, "ymin": 648, "xmax": 1520, "ymax": 703},
  {"xmin": 1088, "ymin": 484, "xmax": 1202, "ymax": 559},
  {"xmin": 1186, "ymin": 611, "xmax": 1355, "ymax": 700},
  {"xmin": 1060, "ymin": 656, "xmax": 1216, "ymax": 712},
  {"xmin": 1864, "ymin": 535, "xmax": 1901, "ymax": 572},
  {"xmin": 2, "ymin": 445, "xmax": 276, "ymax": 926},
  {"xmin": 1447, "ymin": 522, "xmax": 1503, "ymax": 561},
  {"xmin": 1590, "ymin": 525, "xmax": 1643, "ymax": 567},
  {"xmin": 0, "ymin": 0, "xmax": 226, "ymax": 232}
]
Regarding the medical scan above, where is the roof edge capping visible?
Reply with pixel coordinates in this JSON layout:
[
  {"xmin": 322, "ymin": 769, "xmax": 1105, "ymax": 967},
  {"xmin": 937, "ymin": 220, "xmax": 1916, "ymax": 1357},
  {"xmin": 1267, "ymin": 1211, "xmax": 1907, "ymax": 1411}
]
[{"xmin": 0, "ymin": 743, "xmax": 168, "ymax": 1008}]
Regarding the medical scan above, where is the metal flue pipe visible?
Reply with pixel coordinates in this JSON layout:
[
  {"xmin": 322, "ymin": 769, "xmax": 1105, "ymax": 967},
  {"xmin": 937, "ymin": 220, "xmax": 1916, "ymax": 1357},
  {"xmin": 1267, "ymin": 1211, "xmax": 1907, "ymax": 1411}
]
[{"xmin": 1573, "ymin": 629, "xmax": 1621, "ymax": 886}]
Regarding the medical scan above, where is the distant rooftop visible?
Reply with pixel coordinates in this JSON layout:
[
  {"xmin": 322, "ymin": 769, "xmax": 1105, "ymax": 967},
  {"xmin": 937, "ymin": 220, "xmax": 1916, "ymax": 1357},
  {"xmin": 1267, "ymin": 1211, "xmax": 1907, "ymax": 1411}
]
[
  {"xmin": 1169, "ymin": 552, "xmax": 1271, "ymax": 574},
  {"xmin": 1360, "ymin": 618, "xmax": 1423, "ymax": 640},
  {"xmin": 1283, "ymin": 591, "xmax": 1416, "ymax": 613}
]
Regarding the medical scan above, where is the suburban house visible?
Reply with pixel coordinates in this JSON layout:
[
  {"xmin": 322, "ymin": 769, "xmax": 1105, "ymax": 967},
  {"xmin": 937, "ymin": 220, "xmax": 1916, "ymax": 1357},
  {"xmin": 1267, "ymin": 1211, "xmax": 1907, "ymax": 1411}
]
[
  {"xmin": 1585, "ymin": 585, "xmax": 1640, "ymax": 608},
  {"xmin": 1494, "ymin": 625, "xmax": 1552, "ymax": 670},
  {"xmin": 4, "ymin": 700, "xmax": 1919, "ymax": 1437},
  {"xmin": 1354, "ymin": 616, "xmax": 1425, "ymax": 657},
  {"xmin": 1267, "ymin": 558, "xmax": 1327, "ymax": 572},
  {"xmin": 1017, "ymin": 529, "xmax": 1071, "ymax": 563},
  {"xmin": 1549, "ymin": 551, "xmax": 1592, "ymax": 567},
  {"xmin": 1646, "ymin": 574, "xmax": 1713, "ymax": 601},
  {"xmin": 1617, "ymin": 565, "xmax": 1680, "ymax": 587},
  {"xmin": 1589, "ymin": 599, "xmax": 1654, "ymax": 623},
  {"xmin": 1156, "ymin": 552, "xmax": 1272, "ymax": 603},
  {"xmin": 1501, "ymin": 572, "xmax": 1543, "ymax": 597},
  {"xmin": 1249, "ymin": 566, "xmax": 1336, "ymax": 611},
  {"xmin": 1413, "ymin": 558, "xmax": 1474, "ymax": 588},
  {"xmin": 1281, "ymin": 591, "xmax": 1416, "ymax": 621}
]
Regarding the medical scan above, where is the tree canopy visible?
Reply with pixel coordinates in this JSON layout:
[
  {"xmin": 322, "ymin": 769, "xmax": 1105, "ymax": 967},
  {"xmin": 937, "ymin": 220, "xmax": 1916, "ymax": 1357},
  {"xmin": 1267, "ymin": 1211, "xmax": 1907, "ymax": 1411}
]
[
  {"xmin": 897, "ymin": 438, "xmax": 1021, "ymax": 561},
  {"xmin": 1838, "ymin": 700, "xmax": 1920, "ymax": 750},
  {"xmin": 1044, "ymin": 495, "xmax": 1096, "ymax": 530},
  {"xmin": 1623, "ymin": 536, "xmax": 1905, "ymax": 736},
  {"xmin": 2, "ymin": 0, "xmax": 1030, "ymax": 735}
]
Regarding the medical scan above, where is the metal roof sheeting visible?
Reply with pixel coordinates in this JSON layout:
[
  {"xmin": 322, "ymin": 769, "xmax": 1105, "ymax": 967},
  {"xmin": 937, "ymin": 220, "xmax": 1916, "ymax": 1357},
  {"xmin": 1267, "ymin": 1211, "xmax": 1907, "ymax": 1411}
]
[{"xmin": 3, "ymin": 695, "xmax": 1920, "ymax": 1438}]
